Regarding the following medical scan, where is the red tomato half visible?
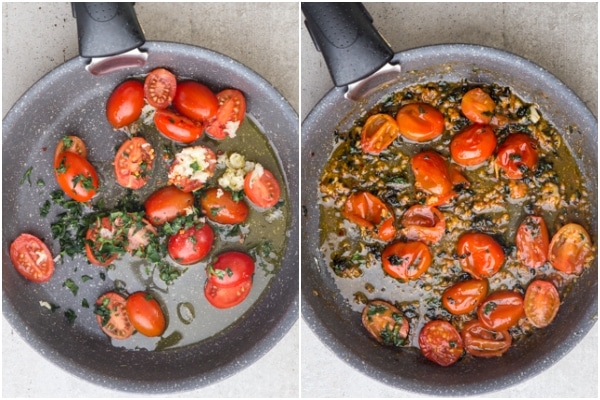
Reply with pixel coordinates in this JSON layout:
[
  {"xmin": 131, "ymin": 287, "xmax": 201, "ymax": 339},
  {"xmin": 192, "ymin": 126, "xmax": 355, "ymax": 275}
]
[
  {"xmin": 144, "ymin": 186, "xmax": 194, "ymax": 226},
  {"xmin": 442, "ymin": 279, "xmax": 488, "ymax": 315},
  {"xmin": 125, "ymin": 292, "xmax": 166, "ymax": 337},
  {"xmin": 461, "ymin": 88, "xmax": 495, "ymax": 124},
  {"xmin": 54, "ymin": 151, "xmax": 99, "ymax": 202},
  {"xmin": 419, "ymin": 320, "xmax": 464, "ymax": 366},
  {"xmin": 343, "ymin": 192, "xmax": 396, "ymax": 241},
  {"xmin": 382, "ymin": 241, "xmax": 432, "ymax": 281},
  {"xmin": 361, "ymin": 300, "xmax": 409, "ymax": 347},
  {"xmin": 106, "ymin": 80, "xmax": 145, "ymax": 128},
  {"xmin": 461, "ymin": 319, "xmax": 511, "ymax": 358},
  {"xmin": 10, "ymin": 233, "xmax": 54, "ymax": 282},
  {"xmin": 360, "ymin": 113, "xmax": 400, "ymax": 154},
  {"xmin": 450, "ymin": 124, "xmax": 497, "ymax": 167},
  {"xmin": 204, "ymin": 279, "xmax": 252, "ymax": 309},
  {"xmin": 154, "ymin": 109, "xmax": 203, "ymax": 144},
  {"xmin": 144, "ymin": 68, "xmax": 177, "ymax": 109},
  {"xmin": 495, "ymin": 133, "xmax": 538, "ymax": 179},
  {"xmin": 173, "ymin": 81, "xmax": 219, "ymax": 122},
  {"xmin": 207, "ymin": 251, "xmax": 255, "ymax": 288},
  {"xmin": 516, "ymin": 215, "xmax": 549, "ymax": 269},
  {"xmin": 400, "ymin": 205, "xmax": 446, "ymax": 244},
  {"xmin": 200, "ymin": 187, "xmax": 249, "ymax": 225},
  {"xmin": 548, "ymin": 223, "xmax": 594, "ymax": 275},
  {"xmin": 411, "ymin": 150, "xmax": 456, "ymax": 206},
  {"xmin": 478, "ymin": 290, "xmax": 524, "ymax": 331},
  {"xmin": 524, "ymin": 280, "xmax": 560, "ymax": 328},
  {"xmin": 168, "ymin": 223, "xmax": 214, "ymax": 265},
  {"xmin": 243, "ymin": 166, "xmax": 281, "ymax": 209},
  {"xmin": 95, "ymin": 292, "xmax": 134, "ymax": 340},
  {"xmin": 395, "ymin": 103, "xmax": 445, "ymax": 142},
  {"xmin": 205, "ymin": 89, "xmax": 246, "ymax": 140},
  {"xmin": 85, "ymin": 216, "xmax": 121, "ymax": 266},
  {"xmin": 456, "ymin": 232, "xmax": 505, "ymax": 278},
  {"xmin": 54, "ymin": 135, "xmax": 87, "ymax": 163},
  {"xmin": 114, "ymin": 137, "xmax": 155, "ymax": 189}
]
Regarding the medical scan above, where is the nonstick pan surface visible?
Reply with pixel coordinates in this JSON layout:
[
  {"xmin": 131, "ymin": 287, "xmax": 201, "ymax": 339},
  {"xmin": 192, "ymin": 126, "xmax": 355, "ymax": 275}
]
[
  {"xmin": 3, "ymin": 3, "xmax": 299, "ymax": 396},
  {"xmin": 301, "ymin": 3, "xmax": 597, "ymax": 397}
]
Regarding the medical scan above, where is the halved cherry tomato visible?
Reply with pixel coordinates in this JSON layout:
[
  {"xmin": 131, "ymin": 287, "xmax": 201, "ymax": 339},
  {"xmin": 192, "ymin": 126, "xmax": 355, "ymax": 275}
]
[
  {"xmin": 516, "ymin": 215, "xmax": 549, "ymax": 269},
  {"xmin": 144, "ymin": 186, "xmax": 194, "ymax": 226},
  {"xmin": 125, "ymin": 292, "xmax": 166, "ymax": 337},
  {"xmin": 144, "ymin": 68, "xmax": 177, "ymax": 109},
  {"xmin": 362, "ymin": 300, "xmax": 409, "ymax": 347},
  {"xmin": 411, "ymin": 150, "xmax": 456, "ymax": 206},
  {"xmin": 205, "ymin": 89, "xmax": 246, "ymax": 140},
  {"xmin": 343, "ymin": 192, "xmax": 396, "ymax": 241},
  {"xmin": 10, "ymin": 233, "xmax": 54, "ymax": 282},
  {"xmin": 461, "ymin": 319, "xmax": 511, "ymax": 358},
  {"xmin": 123, "ymin": 215, "xmax": 156, "ymax": 254},
  {"xmin": 495, "ymin": 133, "xmax": 538, "ymax": 179},
  {"xmin": 381, "ymin": 241, "xmax": 432, "ymax": 281},
  {"xmin": 442, "ymin": 279, "xmax": 488, "ymax": 315},
  {"xmin": 207, "ymin": 251, "xmax": 255, "ymax": 288},
  {"xmin": 548, "ymin": 223, "xmax": 594, "ymax": 275},
  {"xmin": 456, "ymin": 232, "xmax": 505, "ymax": 278},
  {"xmin": 54, "ymin": 135, "xmax": 87, "ymax": 163},
  {"xmin": 106, "ymin": 80, "xmax": 145, "ymax": 128},
  {"xmin": 168, "ymin": 223, "xmax": 214, "ymax": 265},
  {"xmin": 418, "ymin": 320, "xmax": 464, "ymax": 366},
  {"xmin": 154, "ymin": 109, "xmax": 203, "ymax": 144},
  {"xmin": 524, "ymin": 280, "xmax": 560, "ymax": 328},
  {"xmin": 173, "ymin": 81, "xmax": 219, "ymax": 122},
  {"xmin": 54, "ymin": 151, "xmax": 99, "ymax": 202},
  {"xmin": 400, "ymin": 205, "xmax": 445, "ymax": 244},
  {"xmin": 450, "ymin": 124, "xmax": 497, "ymax": 167},
  {"xmin": 395, "ymin": 103, "xmax": 445, "ymax": 142},
  {"xmin": 243, "ymin": 166, "xmax": 281, "ymax": 208},
  {"xmin": 478, "ymin": 290, "xmax": 524, "ymax": 331},
  {"xmin": 199, "ymin": 187, "xmax": 249, "ymax": 225},
  {"xmin": 85, "ymin": 216, "xmax": 121, "ymax": 266},
  {"xmin": 95, "ymin": 292, "xmax": 134, "ymax": 340},
  {"xmin": 360, "ymin": 113, "xmax": 400, "ymax": 154},
  {"xmin": 204, "ymin": 279, "xmax": 252, "ymax": 309},
  {"xmin": 461, "ymin": 88, "xmax": 495, "ymax": 124},
  {"xmin": 168, "ymin": 145, "xmax": 217, "ymax": 192},
  {"xmin": 114, "ymin": 137, "xmax": 155, "ymax": 189}
]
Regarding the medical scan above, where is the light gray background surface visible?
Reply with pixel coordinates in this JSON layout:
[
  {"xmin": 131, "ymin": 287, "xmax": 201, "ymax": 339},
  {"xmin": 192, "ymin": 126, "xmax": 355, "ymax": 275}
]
[
  {"xmin": 2, "ymin": 2, "xmax": 299, "ymax": 397},
  {"xmin": 301, "ymin": 2, "xmax": 597, "ymax": 398}
]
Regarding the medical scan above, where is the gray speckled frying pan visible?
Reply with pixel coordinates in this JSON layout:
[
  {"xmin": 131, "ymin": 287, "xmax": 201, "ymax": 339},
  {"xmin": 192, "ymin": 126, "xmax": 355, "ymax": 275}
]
[
  {"xmin": 301, "ymin": 3, "xmax": 597, "ymax": 396},
  {"xmin": 2, "ymin": 4, "xmax": 298, "ymax": 394}
]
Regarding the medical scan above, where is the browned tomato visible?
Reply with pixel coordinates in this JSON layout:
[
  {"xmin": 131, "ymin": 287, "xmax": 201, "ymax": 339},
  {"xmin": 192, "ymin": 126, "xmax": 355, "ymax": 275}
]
[
  {"xmin": 343, "ymin": 192, "xmax": 396, "ymax": 241},
  {"xmin": 381, "ymin": 241, "xmax": 432, "ymax": 281},
  {"xmin": 548, "ymin": 223, "xmax": 594, "ymax": 275},
  {"xmin": 360, "ymin": 113, "xmax": 401, "ymax": 154},
  {"xmin": 442, "ymin": 279, "xmax": 489, "ymax": 315},
  {"xmin": 411, "ymin": 150, "xmax": 457, "ymax": 206},
  {"xmin": 478, "ymin": 290, "xmax": 524, "ymax": 331},
  {"xmin": 419, "ymin": 320, "xmax": 464, "ymax": 367},
  {"xmin": 461, "ymin": 319, "xmax": 512, "ymax": 358},
  {"xmin": 395, "ymin": 103, "xmax": 445, "ymax": 142},
  {"xmin": 456, "ymin": 232, "xmax": 505, "ymax": 279},
  {"xmin": 524, "ymin": 280, "xmax": 560, "ymax": 328},
  {"xmin": 495, "ymin": 133, "xmax": 538, "ymax": 179},
  {"xmin": 400, "ymin": 205, "xmax": 445, "ymax": 244},
  {"xmin": 450, "ymin": 124, "xmax": 497, "ymax": 167},
  {"xmin": 516, "ymin": 215, "xmax": 549, "ymax": 269},
  {"xmin": 361, "ymin": 300, "xmax": 409, "ymax": 347},
  {"xmin": 461, "ymin": 88, "xmax": 495, "ymax": 124}
]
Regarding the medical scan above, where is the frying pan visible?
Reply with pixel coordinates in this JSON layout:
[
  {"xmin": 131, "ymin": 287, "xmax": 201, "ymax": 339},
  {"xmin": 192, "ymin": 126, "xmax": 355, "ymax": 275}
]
[
  {"xmin": 301, "ymin": 3, "xmax": 597, "ymax": 396},
  {"xmin": 2, "ymin": 3, "xmax": 298, "ymax": 396}
]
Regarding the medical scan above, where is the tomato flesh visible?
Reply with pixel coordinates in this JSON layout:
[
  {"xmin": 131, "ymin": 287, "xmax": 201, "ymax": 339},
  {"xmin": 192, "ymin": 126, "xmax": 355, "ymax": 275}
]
[
  {"xmin": 524, "ymin": 280, "xmax": 560, "ymax": 328},
  {"xmin": 456, "ymin": 232, "xmax": 505, "ymax": 278},
  {"xmin": 360, "ymin": 113, "xmax": 401, "ymax": 154},
  {"xmin": 95, "ymin": 292, "xmax": 134, "ymax": 340},
  {"xmin": 106, "ymin": 80, "xmax": 145, "ymax": 128},
  {"xmin": 516, "ymin": 215, "xmax": 549, "ymax": 269},
  {"xmin": 548, "ymin": 223, "xmax": 594, "ymax": 275},
  {"xmin": 85, "ymin": 216, "xmax": 121, "ymax": 266},
  {"xmin": 461, "ymin": 88, "xmax": 495, "ymax": 124},
  {"xmin": 382, "ymin": 241, "xmax": 432, "ymax": 281},
  {"xmin": 343, "ymin": 192, "xmax": 396, "ymax": 241},
  {"xmin": 54, "ymin": 151, "xmax": 99, "ymax": 202},
  {"xmin": 145, "ymin": 186, "xmax": 194, "ymax": 226},
  {"xmin": 114, "ymin": 137, "xmax": 155, "ymax": 189},
  {"xmin": 411, "ymin": 150, "xmax": 456, "ymax": 206},
  {"xmin": 450, "ymin": 124, "xmax": 497, "ymax": 167},
  {"xmin": 418, "ymin": 320, "xmax": 464, "ymax": 367},
  {"xmin": 442, "ymin": 279, "xmax": 488, "ymax": 315},
  {"xmin": 10, "ymin": 233, "xmax": 54, "ymax": 282},
  {"xmin": 478, "ymin": 290, "xmax": 524, "ymax": 331},
  {"xmin": 395, "ymin": 103, "xmax": 445, "ymax": 142},
  {"xmin": 168, "ymin": 145, "xmax": 217, "ymax": 193},
  {"xmin": 144, "ymin": 68, "xmax": 177, "ymax": 109},
  {"xmin": 400, "ymin": 205, "xmax": 445, "ymax": 244},
  {"xmin": 243, "ymin": 166, "xmax": 281, "ymax": 209},
  {"xmin": 205, "ymin": 89, "xmax": 246, "ymax": 140},
  {"xmin": 362, "ymin": 300, "xmax": 409, "ymax": 347},
  {"xmin": 54, "ymin": 135, "xmax": 87, "ymax": 163},
  {"xmin": 168, "ymin": 223, "xmax": 214, "ymax": 265},
  {"xmin": 173, "ymin": 81, "xmax": 219, "ymax": 122},
  {"xmin": 461, "ymin": 319, "xmax": 511, "ymax": 358},
  {"xmin": 200, "ymin": 187, "xmax": 249, "ymax": 225},
  {"xmin": 125, "ymin": 292, "xmax": 166, "ymax": 337}
]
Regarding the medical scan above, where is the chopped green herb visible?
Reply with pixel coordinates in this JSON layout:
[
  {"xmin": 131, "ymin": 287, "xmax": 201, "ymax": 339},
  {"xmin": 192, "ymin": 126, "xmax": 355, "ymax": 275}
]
[
  {"xmin": 64, "ymin": 309, "xmax": 77, "ymax": 324},
  {"xmin": 20, "ymin": 166, "xmax": 33, "ymax": 186},
  {"xmin": 63, "ymin": 278, "xmax": 79, "ymax": 296}
]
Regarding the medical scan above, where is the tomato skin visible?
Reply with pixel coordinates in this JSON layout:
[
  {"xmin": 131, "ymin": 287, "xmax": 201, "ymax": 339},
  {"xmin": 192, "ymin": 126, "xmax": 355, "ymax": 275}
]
[
  {"xmin": 343, "ymin": 192, "xmax": 396, "ymax": 241},
  {"xmin": 524, "ymin": 280, "xmax": 560, "ymax": 328},
  {"xmin": 54, "ymin": 151, "xmax": 99, "ymax": 202},
  {"xmin": 10, "ymin": 233, "xmax": 54, "ymax": 282},
  {"xmin": 106, "ymin": 80, "xmax": 145, "ymax": 128},
  {"xmin": 400, "ymin": 205, "xmax": 445, "ymax": 244},
  {"xmin": 199, "ymin": 187, "xmax": 249, "ymax": 225},
  {"xmin": 478, "ymin": 290, "xmax": 524, "ymax": 331},
  {"xmin": 95, "ymin": 292, "xmax": 134, "ymax": 340},
  {"xmin": 207, "ymin": 251, "xmax": 255, "ymax": 288},
  {"xmin": 114, "ymin": 137, "xmax": 155, "ymax": 189},
  {"xmin": 418, "ymin": 320, "xmax": 464, "ymax": 367},
  {"xmin": 243, "ymin": 167, "xmax": 281, "ymax": 208},
  {"xmin": 450, "ymin": 124, "xmax": 497, "ymax": 167},
  {"xmin": 205, "ymin": 89, "xmax": 247, "ymax": 140},
  {"xmin": 362, "ymin": 300, "xmax": 409, "ymax": 347},
  {"xmin": 495, "ymin": 133, "xmax": 538, "ymax": 179},
  {"xmin": 382, "ymin": 241, "xmax": 432, "ymax": 281},
  {"xmin": 395, "ymin": 103, "xmax": 445, "ymax": 142},
  {"xmin": 442, "ymin": 279, "xmax": 489, "ymax": 315},
  {"xmin": 461, "ymin": 319, "xmax": 512, "ymax": 358},
  {"xmin": 144, "ymin": 68, "xmax": 177, "ymax": 109},
  {"xmin": 461, "ymin": 88, "xmax": 495, "ymax": 124},
  {"xmin": 168, "ymin": 223, "xmax": 214, "ymax": 265},
  {"xmin": 85, "ymin": 216, "xmax": 120, "ymax": 266},
  {"xmin": 125, "ymin": 292, "xmax": 167, "ymax": 337},
  {"xmin": 204, "ymin": 279, "xmax": 252, "ymax": 309},
  {"xmin": 516, "ymin": 215, "xmax": 549, "ymax": 269},
  {"xmin": 154, "ymin": 109, "xmax": 204, "ymax": 144},
  {"xmin": 456, "ymin": 232, "xmax": 505, "ymax": 278},
  {"xmin": 144, "ymin": 186, "xmax": 194, "ymax": 226},
  {"xmin": 360, "ymin": 113, "xmax": 401, "ymax": 154},
  {"xmin": 173, "ymin": 81, "xmax": 219, "ymax": 122},
  {"xmin": 548, "ymin": 223, "xmax": 594, "ymax": 275},
  {"xmin": 54, "ymin": 135, "xmax": 87, "ymax": 163},
  {"xmin": 411, "ymin": 150, "xmax": 456, "ymax": 206}
]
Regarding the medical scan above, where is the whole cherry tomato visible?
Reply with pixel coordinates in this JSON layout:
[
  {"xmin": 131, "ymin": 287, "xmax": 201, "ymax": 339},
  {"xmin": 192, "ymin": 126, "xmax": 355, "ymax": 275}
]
[
  {"xmin": 173, "ymin": 81, "xmax": 219, "ymax": 123},
  {"xmin": 144, "ymin": 186, "xmax": 194, "ymax": 226},
  {"xmin": 495, "ymin": 133, "xmax": 538, "ymax": 179},
  {"xmin": 478, "ymin": 290, "xmax": 524, "ymax": 331},
  {"xmin": 362, "ymin": 300, "xmax": 409, "ymax": 347},
  {"xmin": 516, "ymin": 215, "xmax": 549, "ymax": 269},
  {"xmin": 548, "ymin": 223, "xmax": 594, "ymax": 275},
  {"xmin": 154, "ymin": 109, "xmax": 204, "ymax": 144},
  {"xmin": 168, "ymin": 223, "xmax": 214, "ymax": 265},
  {"xmin": 106, "ymin": 80, "xmax": 145, "ymax": 128},
  {"xmin": 382, "ymin": 241, "xmax": 432, "ymax": 281},
  {"xmin": 343, "ymin": 192, "xmax": 396, "ymax": 241},
  {"xmin": 419, "ymin": 320, "xmax": 464, "ymax": 367},
  {"xmin": 461, "ymin": 88, "xmax": 495, "ymax": 124},
  {"xmin": 456, "ymin": 232, "xmax": 505, "ymax": 278},
  {"xmin": 54, "ymin": 151, "xmax": 99, "ymax": 202},
  {"xmin": 411, "ymin": 150, "xmax": 456, "ymax": 206},
  {"xmin": 125, "ymin": 292, "xmax": 167, "ymax": 337},
  {"xmin": 395, "ymin": 103, "xmax": 445, "ymax": 142},
  {"xmin": 199, "ymin": 187, "xmax": 249, "ymax": 225},
  {"xmin": 461, "ymin": 319, "xmax": 511, "ymax": 358},
  {"xmin": 450, "ymin": 124, "xmax": 497, "ymax": 167},
  {"xmin": 442, "ymin": 279, "xmax": 488, "ymax": 315}
]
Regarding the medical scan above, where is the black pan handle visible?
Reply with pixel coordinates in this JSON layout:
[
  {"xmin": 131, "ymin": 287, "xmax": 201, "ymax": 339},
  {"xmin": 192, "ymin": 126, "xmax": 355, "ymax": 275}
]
[
  {"xmin": 72, "ymin": 2, "xmax": 145, "ymax": 58},
  {"xmin": 302, "ymin": 2, "xmax": 393, "ymax": 87}
]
